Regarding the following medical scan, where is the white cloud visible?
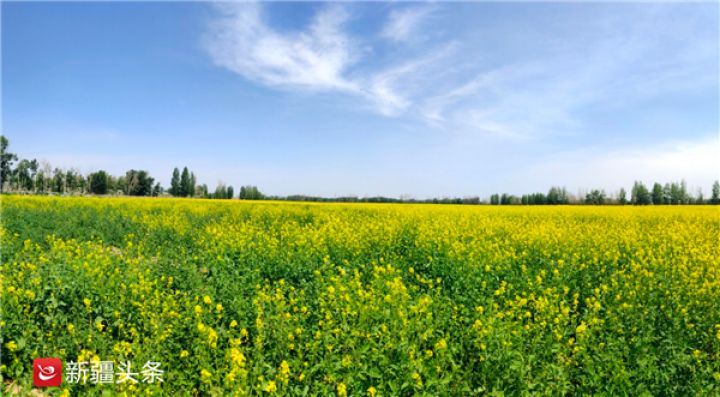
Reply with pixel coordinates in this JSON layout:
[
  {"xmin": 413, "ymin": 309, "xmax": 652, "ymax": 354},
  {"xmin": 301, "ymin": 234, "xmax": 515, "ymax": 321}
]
[
  {"xmin": 204, "ymin": 2, "xmax": 449, "ymax": 117},
  {"xmin": 381, "ymin": 5, "xmax": 434, "ymax": 42},
  {"xmin": 365, "ymin": 44, "xmax": 456, "ymax": 116},
  {"xmin": 205, "ymin": 3, "xmax": 716, "ymax": 145},
  {"xmin": 419, "ymin": 8, "xmax": 717, "ymax": 142},
  {"xmin": 204, "ymin": 3, "xmax": 359, "ymax": 92}
]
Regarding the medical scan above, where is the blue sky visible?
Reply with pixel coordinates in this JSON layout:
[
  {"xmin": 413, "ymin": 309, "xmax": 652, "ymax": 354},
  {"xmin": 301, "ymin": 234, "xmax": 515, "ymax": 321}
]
[{"xmin": 3, "ymin": 1, "xmax": 718, "ymax": 198}]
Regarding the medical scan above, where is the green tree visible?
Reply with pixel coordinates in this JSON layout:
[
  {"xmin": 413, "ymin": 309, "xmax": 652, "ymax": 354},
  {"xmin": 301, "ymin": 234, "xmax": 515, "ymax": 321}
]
[
  {"xmin": 663, "ymin": 183, "xmax": 672, "ymax": 204},
  {"xmin": 618, "ymin": 188, "xmax": 627, "ymax": 205},
  {"xmin": 35, "ymin": 169, "xmax": 47, "ymax": 193},
  {"xmin": 170, "ymin": 167, "xmax": 180, "ymax": 196},
  {"xmin": 52, "ymin": 168, "xmax": 65, "ymax": 193},
  {"xmin": 65, "ymin": 169, "xmax": 79, "ymax": 193},
  {"xmin": 180, "ymin": 167, "xmax": 191, "ymax": 197},
  {"xmin": 115, "ymin": 175, "xmax": 127, "ymax": 195},
  {"xmin": 15, "ymin": 159, "xmax": 38, "ymax": 191},
  {"xmin": 0, "ymin": 135, "xmax": 18, "ymax": 192},
  {"xmin": 585, "ymin": 189, "xmax": 606, "ymax": 205},
  {"xmin": 190, "ymin": 172, "xmax": 197, "ymax": 197},
  {"xmin": 651, "ymin": 183, "xmax": 663, "ymax": 205},
  {"xmin": 88, "ymin": 171, "xmax": 109, "ymax": 194},
  {"xmin": 125, "ymin": 170, "xmax": 154, "ymax": 196},
  {"xmin": 239, "ymin": 185, "xmax": 264, "ymax": 200},
  {"xmin": 711, "ymin": 181, "xmax": 720, "ymax": 204},
  {"xmin": 631, "ymin": 181, "xmax": 651, "ymax": 205},
  {"xmin": 213, "ymin": 183, "xmax": 227, "ymax": 199},
  {"xmin": 529, "ymin": 193, "xmax": 547, "ymax": 205},
  {"xmin": 546, "ymin": 186, "xmax": 568, "ymax": 204},
  {"xmin": 227, "ymin": 185, "xmax": 234, "ymax": 199}
]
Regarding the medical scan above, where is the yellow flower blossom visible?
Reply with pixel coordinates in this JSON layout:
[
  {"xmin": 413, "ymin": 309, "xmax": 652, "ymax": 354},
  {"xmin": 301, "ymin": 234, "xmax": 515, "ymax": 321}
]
[
  {"xmin": 263, "ymin": 380, "xmax": 277, "ymax": 393},
  {"xmin": 337, "ymin": 382, "xmax": 347, "ymax": 397},
  {"xmin": 5, "ymin": 341, "xmax": 18, "ymax": 351},
  {"xmin": 367, "ymin": 386, "xmax": 377, "ymax": 397}
]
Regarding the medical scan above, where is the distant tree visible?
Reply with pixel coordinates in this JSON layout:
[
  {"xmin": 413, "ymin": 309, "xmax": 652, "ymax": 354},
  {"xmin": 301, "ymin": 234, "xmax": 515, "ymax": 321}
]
[
  {"xmin": 15, "ymin": 159, "xmax": 37, "ymax": 191},
  {"xmin": 190, "ymin": 172, "xmax": 197, "ymax": 197},
  {"xmin": 29, "ymin": 160, "xmax": 39, "ymax": 190},
  {"xmin": 107, "ymin": 175, "xmax": 117, "ymax": 193},
  {"xmin": 669, "ymin": 182, "xmax": 679, "ymax": 204},
  {"xmin": 152, "ymin": 182, "xmax": 161, "ymax": 197},
  {"xmin": 711, "ymin": 181, "xmax": 720, "ymax": 204},
  {"xmin": 651, "ymin": 183, "xmax": 663, "ymax": 205},
  {"xmin": 631, "ymin": 181, "xmax": 651, "ymax": 205},
  {"xmin": 35, "ymin": 169, "xmax": 47, "ymax": 193},
  {"xmin": 88, "ymin": 171, "xmax": 109, "ymax": 194},
  {"xmin": 531, "ymin": 193, "xmax": 547, "ymax": 205},
  {"xmin": 662, "ymin": 183, "xmax": 672, "ymax": 204},
  {"xmin": 65, "ymin": 169, "xmax": 79, "ymax": 193},
  {"xmin": 547, "ymin": 186, "xmax": 568, "ymax": 205},
  {"xmin": 490, "ymin": 194, "xmax": 499, "ymax": 205},
  {"xmin": 213, "ymin": 183, "xmax": 227, "ymax": 199},
  {"xmin": 585, "ymin": 189, "xmax": 606, "ymax": 205},
  {"xmin": 125, "ymin": 170, "xmax": 154, "ymax": 196},
  {"xmin": 239, "ymin": 185, "xmax": 264, "ymax": 200},
  {"xmin": 227, "ymin": 185, "xmax": 234, "ymax": 199},
  {"xmin": 674, "ymin": 180, "xmax": 688, "ymax": 204},
  {"xmin": 77, "ymin": 174, "xmax": 87, "ymax": 193},
  {"xmin": 180, "ymin": 167, "xmax": 191, "ymax": 197},
  {"xmin": 170, "ymin": 167, "xmax": 180, "ymax": 196},
  {"xmin": 115, "ymin": 175, "xmax": 127, "ymax": 195},
  {"xmin": 0, "ymin": 135, "xmax": 18, "ymax": 192},
  {"xmin": 52, "ymin": 168, "xmax": 65, "ymax": 193},
  {"xmin": 618, "ymin": 188, "xmax": 627, "ymax": 205},
  {"xmin": 664, "ymin": 181, "xmax": 688, "ymax": 205}
]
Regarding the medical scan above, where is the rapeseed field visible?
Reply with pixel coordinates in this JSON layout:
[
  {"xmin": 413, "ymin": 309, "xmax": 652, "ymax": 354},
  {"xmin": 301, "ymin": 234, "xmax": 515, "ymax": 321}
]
[{"xmin": 1, "ymin": 196, "xmax": 719, "ymax": 396}]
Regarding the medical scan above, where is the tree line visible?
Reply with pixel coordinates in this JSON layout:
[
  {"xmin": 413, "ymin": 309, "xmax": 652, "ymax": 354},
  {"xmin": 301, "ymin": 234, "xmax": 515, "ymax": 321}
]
[
  {"xmin": 1, "ymin": 135, "xmax": 718, "ymax": 204},
  {"xmin": 487, "ymin": 180, "xmax": 719, "ymax": 205},
  {"xmin": 0, "ymin": 136, "xmax": 263, "ymax": 200}
]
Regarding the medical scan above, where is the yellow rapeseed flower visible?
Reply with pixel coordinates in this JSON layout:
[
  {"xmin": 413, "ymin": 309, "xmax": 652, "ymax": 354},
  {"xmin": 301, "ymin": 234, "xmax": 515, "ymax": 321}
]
[
  {"xmin": 5, "ymin": 341, "xmax": 18, "ymax": 351},
  {"xmin": 337, "ymin": 382, "xmax": 347, "ymax": 397},
  {"xmin": 263, "ymin": 380, "xmax": 277, "ymax": 393}
]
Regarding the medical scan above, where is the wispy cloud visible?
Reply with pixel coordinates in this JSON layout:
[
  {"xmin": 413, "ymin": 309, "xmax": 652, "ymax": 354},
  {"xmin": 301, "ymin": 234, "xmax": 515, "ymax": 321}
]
[
  {"xmin": 204, "ymin": 3, "xmax": 358, "ymax": 92},
  {"xmin": 204, "ymin": 2, "xmax": 450, "ymax": 117},
  {"xmin": 205, "ymin": 3, "xmax": 716, "ymax": 142},
  {"xmin": 381, "ymin": 5, "xmax": 435, "ymax": 42},
  {"xmin": 418, "ymin": 9, "xmax": 717, "ymax": 141},
  {"xmin": 366, "ymin": 43, "xmax": 456, "ymax": 116}
]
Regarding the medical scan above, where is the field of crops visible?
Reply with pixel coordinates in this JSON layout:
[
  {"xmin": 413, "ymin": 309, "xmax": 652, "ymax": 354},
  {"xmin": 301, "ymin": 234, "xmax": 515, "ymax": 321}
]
[{"xmin": 1, "ymin": 196, "xmax": 719, "ymax": 396}]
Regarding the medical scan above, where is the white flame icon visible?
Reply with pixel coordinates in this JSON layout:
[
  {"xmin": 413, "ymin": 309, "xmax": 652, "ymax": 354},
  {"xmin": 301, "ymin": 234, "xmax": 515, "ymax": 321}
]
[{"xmin": 37, "ymin": 364, "xmax": 58, "ymax": 381}]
